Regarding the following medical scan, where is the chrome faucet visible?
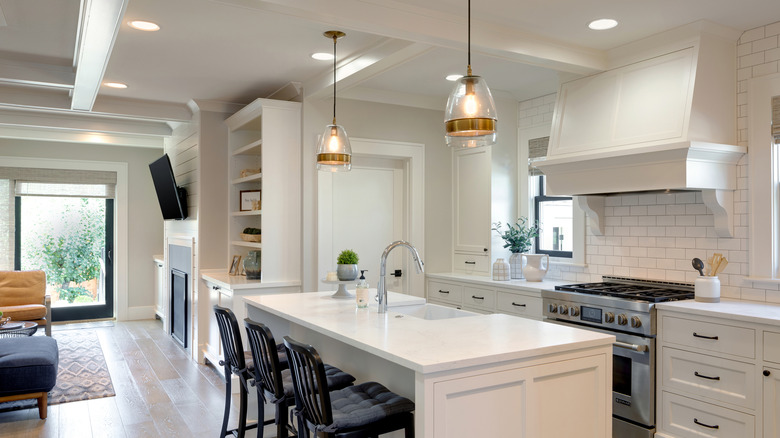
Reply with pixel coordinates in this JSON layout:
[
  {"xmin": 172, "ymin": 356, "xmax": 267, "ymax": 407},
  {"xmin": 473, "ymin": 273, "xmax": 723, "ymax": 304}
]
[{"xmin": 377, "ymin": 241, "xmax": 424, "ymax": 313}]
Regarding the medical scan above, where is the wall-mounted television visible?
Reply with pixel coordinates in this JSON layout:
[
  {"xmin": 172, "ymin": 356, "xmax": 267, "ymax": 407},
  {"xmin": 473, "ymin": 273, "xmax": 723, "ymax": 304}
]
[{"xmin": 149, "ymin": 154, "xmax": 188, "ymax": 220}]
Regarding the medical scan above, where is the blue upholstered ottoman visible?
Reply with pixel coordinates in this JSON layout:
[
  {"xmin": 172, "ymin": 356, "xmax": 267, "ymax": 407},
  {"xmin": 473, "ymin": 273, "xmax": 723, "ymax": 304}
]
[{"xmin": 0, "ymin": 336, "xmax": 59, "ymax": 419}]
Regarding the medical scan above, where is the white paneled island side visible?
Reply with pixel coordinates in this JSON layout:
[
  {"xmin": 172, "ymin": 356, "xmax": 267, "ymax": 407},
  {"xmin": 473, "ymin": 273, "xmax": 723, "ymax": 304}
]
[{"xmin": 244, "ymin": 291, "xmax": 614, "ymax": 438}]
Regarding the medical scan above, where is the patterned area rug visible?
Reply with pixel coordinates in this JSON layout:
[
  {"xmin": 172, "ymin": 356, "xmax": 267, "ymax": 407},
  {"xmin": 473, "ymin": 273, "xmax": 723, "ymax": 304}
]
[{"xmin": 0, "ymin": 330, "xmax": 115, "ymax": 411}]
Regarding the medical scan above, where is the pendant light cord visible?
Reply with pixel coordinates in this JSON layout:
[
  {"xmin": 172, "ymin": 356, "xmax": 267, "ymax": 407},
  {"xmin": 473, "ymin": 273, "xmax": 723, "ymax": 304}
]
[
  {"xmin": 467, "ymin": 0, "xmax": 471, "ymax": 70},
  {"xmin": 332, "ymin": 35, "xmax": 337, "ymax": 125}
]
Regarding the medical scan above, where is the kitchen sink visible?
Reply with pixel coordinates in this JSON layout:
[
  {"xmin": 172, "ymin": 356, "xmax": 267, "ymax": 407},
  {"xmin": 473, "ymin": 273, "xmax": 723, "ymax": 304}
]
[{"xmin": 391, "ymin": 303, "xmax": 478, "ymax": 320}]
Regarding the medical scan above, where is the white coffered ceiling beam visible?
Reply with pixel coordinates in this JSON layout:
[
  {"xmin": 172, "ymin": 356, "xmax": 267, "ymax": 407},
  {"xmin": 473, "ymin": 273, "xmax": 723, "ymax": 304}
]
[
  {"xmin": 304, "ymin": 39, "xmax": 434, "ymax": 100},
  {"xmin": 0, "ymin": 106, "xmax": 172, "ymax": 137},
  {"xmin": 70, "ymin": 0, "xmax": 129, "ymax": 111},
  {"xmin": 218, "ymin": 0, "xmax": 606, "ymax": 74},
  {"xmin": 0, "ymin": 58, "xmax": 75, "ymax": 91}
]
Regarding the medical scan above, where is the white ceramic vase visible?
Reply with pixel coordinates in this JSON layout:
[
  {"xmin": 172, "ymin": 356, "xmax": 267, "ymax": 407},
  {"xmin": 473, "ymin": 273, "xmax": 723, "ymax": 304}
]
[
  {"xmin": 509, "ymin": 252, "xmax": 524, "ymax": 279},
  {"xmin": 492, "ymin": 258, "xmax": 510, "ymax": 281},
  {"xmin": 522, "ymin": 254, "xmax": 549, "ymax": 282}
]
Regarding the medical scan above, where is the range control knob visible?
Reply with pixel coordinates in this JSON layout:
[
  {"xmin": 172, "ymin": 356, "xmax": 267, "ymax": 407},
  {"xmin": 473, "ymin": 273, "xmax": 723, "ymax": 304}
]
[
  {"xmin": 569, "ymin": 307, "xmax": 580, "ymax": 317},
  {"xmin": 631, "ymin": 316, "xmax": 642, "ymax": 328},
  {"xmin": 548, "ymin": 303, "xmax": 558, "ymax": 313},
  {"xmin": 604, "ymin": 312, "xmax": 615, "ymax": 323},
  {"xmin": 558, "ymin": 305, "xmax": 569, "ymax": 315},
  {"xmin": 617, "ymin": 314, "xmax": 628, "ymax": 325}
]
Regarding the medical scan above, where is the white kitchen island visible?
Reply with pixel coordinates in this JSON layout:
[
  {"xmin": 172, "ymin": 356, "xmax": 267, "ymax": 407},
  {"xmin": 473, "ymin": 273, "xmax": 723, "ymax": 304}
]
[{"xmin": 244, "ymin": 291, "xmax": 614, "ymax": 438}]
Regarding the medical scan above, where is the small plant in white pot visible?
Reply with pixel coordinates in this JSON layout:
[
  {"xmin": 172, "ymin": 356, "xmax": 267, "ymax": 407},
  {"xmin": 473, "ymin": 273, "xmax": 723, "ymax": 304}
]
[
  {"xmin": 336, "ymin": 249, "xmax": 359, "ymax": 281},
  {"xmin": 493, "ymin": 217, "xmax": 540, "ymax": 280}
]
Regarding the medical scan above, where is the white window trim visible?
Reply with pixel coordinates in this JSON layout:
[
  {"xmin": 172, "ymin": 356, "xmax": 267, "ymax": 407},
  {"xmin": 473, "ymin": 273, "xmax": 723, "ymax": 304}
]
[
  {"xmin": 518, "ymin": 125, "xmax": 585, "ymax": 266},
  {"xmin": 748, "ymin": 73, "xmax": 780, "ymax": 280}
]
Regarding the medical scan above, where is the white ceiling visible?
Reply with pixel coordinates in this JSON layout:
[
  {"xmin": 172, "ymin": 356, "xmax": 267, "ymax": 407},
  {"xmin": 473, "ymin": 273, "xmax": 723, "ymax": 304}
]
[{"xmin": 0, "ymin": 0, "xmax": 779, "ymax": 140}]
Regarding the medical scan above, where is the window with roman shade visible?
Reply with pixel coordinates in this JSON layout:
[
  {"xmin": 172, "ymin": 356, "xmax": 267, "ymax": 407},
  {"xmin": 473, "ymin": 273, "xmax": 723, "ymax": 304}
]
[{"xmin": 0, "ymin": 167, "xmax": 116, "ymax": 270}]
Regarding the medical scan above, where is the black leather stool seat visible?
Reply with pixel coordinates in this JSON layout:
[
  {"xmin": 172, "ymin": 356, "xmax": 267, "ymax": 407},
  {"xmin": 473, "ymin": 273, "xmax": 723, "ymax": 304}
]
[{"xmin": 325, "ymin": 381, "xmax": 415, "ymax": 430}]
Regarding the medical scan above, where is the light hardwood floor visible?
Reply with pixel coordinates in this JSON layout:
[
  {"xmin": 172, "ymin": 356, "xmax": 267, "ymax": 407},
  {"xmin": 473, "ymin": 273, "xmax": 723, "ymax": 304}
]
[{"xmin": 0, "ymin": 319, "xmax": 274, "ymax": 438}]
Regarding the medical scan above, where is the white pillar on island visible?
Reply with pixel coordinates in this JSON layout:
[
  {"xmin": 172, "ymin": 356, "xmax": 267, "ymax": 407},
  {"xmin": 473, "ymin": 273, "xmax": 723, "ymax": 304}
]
[{"xmin": 244, "ymin": 291, "xmax": 614, "ymax": 438}]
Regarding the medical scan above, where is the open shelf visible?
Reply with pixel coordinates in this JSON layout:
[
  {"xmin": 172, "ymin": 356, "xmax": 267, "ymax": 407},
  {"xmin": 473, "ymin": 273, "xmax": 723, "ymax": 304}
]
[
  {"xmin": 232, "ymin": 173, "xmax": 262, "ymax": 184},
  {"xmin": 231, "ymin": 210, "xmax": 262, "ymax": 217},
  {"xmin": 231, "ymin": 241, "xmax": 262, "ymax": 249},
  {"xmin": 232, "ymin": 139, "xmax": 263, "ymax": 156}
]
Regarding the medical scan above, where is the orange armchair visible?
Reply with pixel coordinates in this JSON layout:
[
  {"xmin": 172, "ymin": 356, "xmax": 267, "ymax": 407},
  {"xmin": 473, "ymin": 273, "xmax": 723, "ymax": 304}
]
[{"xmin": 0, "ymin": 271, "xmax": 52, "ymax": 336}]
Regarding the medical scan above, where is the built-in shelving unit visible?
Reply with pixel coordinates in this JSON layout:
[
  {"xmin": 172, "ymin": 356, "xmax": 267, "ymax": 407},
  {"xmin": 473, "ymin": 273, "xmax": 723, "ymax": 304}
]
[{"xmin": 225, "ymin": 98, "xmax": 301, "ymax": 283}]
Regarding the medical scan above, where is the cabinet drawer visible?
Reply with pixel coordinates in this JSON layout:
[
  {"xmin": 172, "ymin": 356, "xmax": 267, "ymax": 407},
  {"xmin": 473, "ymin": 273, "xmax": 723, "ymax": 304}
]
[
  {"xmin": 764, "ymin": 331, "xmax": 780, "ymax": 364},
  {"xmin": 495, "ymin": 291, "xmax": 542, "ymax": 319},
  {"xmin": 453, "ymin": 253, "xmax": 489, "ymax": 274},
  {"xmin": 661, "ymin": 391, "xmax": 755, "ymax": 438},
  {"xmin": 462, "ymin": 286, "xmax": 495, "ymax": 311},
  {"xmin": 427, "ymin": 281, "xmax": 463, "ymax": 305},
  {"xmin": 662, "ymin": 347, "xmax": 756, "ymax": 409},
  {"xmin": 661, "ymin": 316, "xmax": 755, "ymax": 359}
]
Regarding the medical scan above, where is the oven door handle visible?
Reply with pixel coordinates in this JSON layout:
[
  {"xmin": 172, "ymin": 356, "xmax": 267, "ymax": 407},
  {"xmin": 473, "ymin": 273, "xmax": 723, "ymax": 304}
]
[{"xmin": 614, "ymin": 341, "xmax": 648, "ymax": 352}]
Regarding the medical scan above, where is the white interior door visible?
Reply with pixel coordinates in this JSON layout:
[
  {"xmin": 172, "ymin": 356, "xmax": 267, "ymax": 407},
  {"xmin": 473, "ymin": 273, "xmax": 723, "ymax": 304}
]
[
  {"xmin": 317, "ymin": 138, "xmax": 425, "ymax": 297},
  {"xmin": 330, "ymin": 157, "xmax": 406, "ymax": 293}
]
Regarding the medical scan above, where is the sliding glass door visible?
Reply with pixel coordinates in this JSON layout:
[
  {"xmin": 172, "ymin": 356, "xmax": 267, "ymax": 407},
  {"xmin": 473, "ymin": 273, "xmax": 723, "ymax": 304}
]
[{"xmin": 14, "ymin": 194, "xmax": 114, "ymax": 321}]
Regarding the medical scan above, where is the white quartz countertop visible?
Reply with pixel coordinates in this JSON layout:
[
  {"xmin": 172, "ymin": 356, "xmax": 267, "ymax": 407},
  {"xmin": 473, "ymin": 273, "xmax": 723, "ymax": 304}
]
[
  {"xmin": 244, "ymin": 291, "xmax": 614, "ymax": 374},
  {"xmin": 426, "ymin": 272, "xmax": 569, "ymax": 293},
  {"xmin": 201, "ymin": 270, "xmax": 301, "ymax": 290},
  {"xmin": 656, "ymin": 299, "xmax": 780, "ymax": 326}
]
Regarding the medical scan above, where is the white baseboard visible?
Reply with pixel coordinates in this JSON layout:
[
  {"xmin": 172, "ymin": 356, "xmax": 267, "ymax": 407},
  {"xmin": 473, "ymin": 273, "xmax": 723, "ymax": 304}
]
[{"xmin": 124, "ymin": 305, "xmax": 156, "ymax": 321}]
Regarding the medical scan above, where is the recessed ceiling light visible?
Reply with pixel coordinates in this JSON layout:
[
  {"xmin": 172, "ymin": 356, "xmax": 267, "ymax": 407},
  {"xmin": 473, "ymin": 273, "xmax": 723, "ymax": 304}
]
[
  {"xmin": 311, "ymin": 52, "xmax": 334, "ymax": 61},
  {"xmin": 129, "ymin": 20, "xmax": 160, "ymax": 31},
  {"xmin": 446, "ymin": 74, "xmax": 463, "ymax": 81},
  {"xmin": 104, "ymin": 82, "xmax": 127, "ymax": 89},
  {"xmin": 588, "ymin": 18, "xmax": 618, "ymax": 30}
]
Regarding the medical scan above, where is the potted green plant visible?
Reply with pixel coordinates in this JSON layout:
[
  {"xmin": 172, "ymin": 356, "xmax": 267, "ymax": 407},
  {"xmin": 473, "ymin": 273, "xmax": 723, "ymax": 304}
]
[
  {"xmin": 492, "ymin": 217, "xmax": 540, "ymax": 279},
  {"xmin": 336, "ymin": 249, "xmax": 360, "ymax": 281}
]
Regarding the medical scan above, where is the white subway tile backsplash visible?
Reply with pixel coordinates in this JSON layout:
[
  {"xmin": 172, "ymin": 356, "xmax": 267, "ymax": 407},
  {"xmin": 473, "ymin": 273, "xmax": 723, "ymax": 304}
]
[
  {"xmin": 753, "ymin": 36, "xmax": 778, "ymax": 53},
  {"xmin": 630, "ymin": 205, "xmax": 648, "ymax": 216},
  {"xmin": 657, "ymin": 216, "xmax": 675, "ymax": 226},
  {"xmin": 638, "ymin": 194, "xmax": 657, "ymax": 205},
  {"xmin": 622, "ymin": 195, "xmax": 639, "ymax": 206},
  {"xmin": 676, "ymin": 238, "xmax": 695, "ymax": 248},
  {"xmin": 676, "ymin": 216, "xmax": 696, "ymax": 226},
  {"xmin": 666, "ymin": 248, "xmax": 686, "ymax": 259},
  {"xmin": 648, "ymin": 205, "xmax": 666, "ymax": 215},
  {"xmin": 621, "ymin": 216, "xmax": 639, "ymax": 226},
  {"xmin": 675, "ymin": 192, "xmax": 695, "ymax": 204},
  {"xmin": 666, "ymin": 204, "xmax": 686, "ymax": 215},
  {"xmin": 638, "ymin": 216, "xmax": 657, "ymax": 226},
  {"xmin": 741, "ymin": 26, "xmax": 765, "ymax": 43},
  {"xmin": 685, "ymin": 227, "xmax": 707, "ymax": 238}
]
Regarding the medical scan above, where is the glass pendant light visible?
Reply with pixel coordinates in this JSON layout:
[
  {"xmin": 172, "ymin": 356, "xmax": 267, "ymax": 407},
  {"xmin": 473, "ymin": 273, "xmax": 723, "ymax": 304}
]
[
  {"xmin": 317, "ymin": 30, "xmax": 352, "ymax": 172},
  {"xmin": 444, "ymin": 0, "xmax": 497, "ymax": 148}
]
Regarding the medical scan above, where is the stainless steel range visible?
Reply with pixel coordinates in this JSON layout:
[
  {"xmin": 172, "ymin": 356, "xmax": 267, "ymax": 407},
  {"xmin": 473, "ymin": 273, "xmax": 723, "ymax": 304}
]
[{"xmin": 542, "ymin": 276, "xmax": 694, "ymax": 438}]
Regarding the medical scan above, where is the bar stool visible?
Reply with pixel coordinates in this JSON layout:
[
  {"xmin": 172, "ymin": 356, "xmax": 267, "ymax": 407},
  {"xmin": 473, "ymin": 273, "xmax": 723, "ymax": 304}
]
[
  {"xmin": 283, "ymin": 336, "xmax": 415, "ymax": 438},
  {"xmin": 214, "ymin": 305, "xmax": 260, "ymax": 438},
  {"xmin": 244, "ymin": 318, "xmax": 356, "ymax": 438}
]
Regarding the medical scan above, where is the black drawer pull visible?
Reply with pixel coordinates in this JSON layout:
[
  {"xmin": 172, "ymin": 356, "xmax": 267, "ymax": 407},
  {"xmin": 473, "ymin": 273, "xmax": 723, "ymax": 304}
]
[
  {"xmin": 693, "ymin": 418, "xmax": 719, "ymax": 429},
  {"xmin": 694, "ymin": 371, "xmax": 720, "ymax": 381},
  {"xmin": 765, "ymin": 370, "xmax": 772, "ymax": 377},
  {"xmin": 693, "ymin": 332, "xmax": 719, "ymax": 340},
  {"xmin": 438, "ymin": 289, "xmax": 450, "ymax": 294},
  {"xmin": 511, "ymin": 302, "xmax": 527, "ymax": 307},
  {"xmin": 471, "ymin": 295, "xmax": 484, "ymax": 300},
  {"xmin": 464, "ymin": 261, "xmax": 476, "ymax": 265}
]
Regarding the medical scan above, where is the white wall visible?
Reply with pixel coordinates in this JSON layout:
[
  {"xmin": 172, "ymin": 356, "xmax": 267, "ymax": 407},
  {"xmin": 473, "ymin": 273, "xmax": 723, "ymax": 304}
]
[
  {"xmin": 0, "ymin": 138, "xmax": 164, "ymax": 310},
  {"xmin": 302, "ymin": 97, "xmax": 450, "ymax": 291}
]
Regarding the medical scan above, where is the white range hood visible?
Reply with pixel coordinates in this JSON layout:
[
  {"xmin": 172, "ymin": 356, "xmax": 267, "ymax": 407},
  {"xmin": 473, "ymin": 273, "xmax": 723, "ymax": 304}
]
[{"xmin": 535, "ymin": 26, "xmax": 746, "ymax": 237}]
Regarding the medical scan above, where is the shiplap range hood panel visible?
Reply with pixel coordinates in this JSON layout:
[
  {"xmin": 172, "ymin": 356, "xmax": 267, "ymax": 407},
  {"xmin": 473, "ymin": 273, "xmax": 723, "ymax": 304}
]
[{"xmin": 536, "ymin": 31, "xmax": 746, "ymax": 197}]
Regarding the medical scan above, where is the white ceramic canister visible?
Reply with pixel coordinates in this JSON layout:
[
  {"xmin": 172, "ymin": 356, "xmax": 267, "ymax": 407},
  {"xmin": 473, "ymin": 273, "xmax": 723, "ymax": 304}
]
[
  {"xmin": 492, "ymin": 258, "xmax": 510, "ymax": 281},
  {"xmin": 695, "ymin": 276, "xmax": 720, "ymax": 303}
]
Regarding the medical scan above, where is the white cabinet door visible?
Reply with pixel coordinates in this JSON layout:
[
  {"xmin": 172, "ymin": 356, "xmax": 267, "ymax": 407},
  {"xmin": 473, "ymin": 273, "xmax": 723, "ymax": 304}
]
[
  {"xmin": 453, "ymin": 147, "xmax": 491, "ymax": 255},
  {"xmin": 764, "ymin": 367, "xmax": 780, "ymax": 438}
]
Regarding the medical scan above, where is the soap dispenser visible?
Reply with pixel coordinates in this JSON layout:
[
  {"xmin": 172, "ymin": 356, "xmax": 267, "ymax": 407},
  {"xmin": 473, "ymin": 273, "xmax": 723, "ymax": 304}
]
[{"xmin": 356, "ymin": 270, "xmax": 369, "ymax": 308}]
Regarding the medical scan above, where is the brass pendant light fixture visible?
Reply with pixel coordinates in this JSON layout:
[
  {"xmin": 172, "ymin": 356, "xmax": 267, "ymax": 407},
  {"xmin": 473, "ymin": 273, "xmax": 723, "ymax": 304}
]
[
  {"xmin": 444, "ymin": 0, "xmax": 498, "ymax": 148},
  {"xmin": 316, "ymin": 30, "xmax": 352, "ymax": 172}
]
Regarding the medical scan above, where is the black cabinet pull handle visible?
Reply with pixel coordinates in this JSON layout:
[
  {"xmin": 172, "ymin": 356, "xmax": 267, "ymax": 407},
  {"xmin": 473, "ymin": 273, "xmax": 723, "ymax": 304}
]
[
  {"xmin": 438, "ymin": 290, "xmax": 449, "ymax": 294},
  {"xmin": 694, "ymin": 371, "xmax": 720, "ymax": 381},
  {"xmin": 471, "ymin": 295, "xmax": 484, "ymax": 300},
  {"xmin": 464, "ymin": 261, "xmax": 476, "ymax": 265},
  {"xmin": 693, "ymin": 418, "xmax": 719, "ymax": 429},
  {"xmin": 765, "ymin": 370, "xmax": 772, "ymax": 377},
  {"xmin": 511, "ymin": 302, "xmax": 527, "ymax": 307},
  {"xmin": 693, "ymin": 332, "xmax": 719, "ymax": 340}
]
